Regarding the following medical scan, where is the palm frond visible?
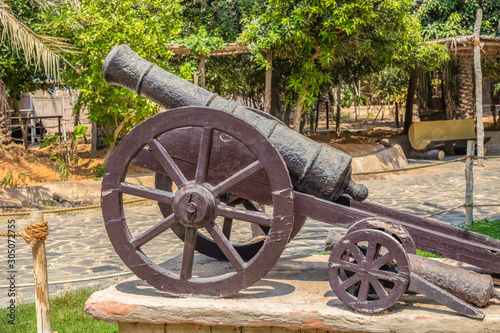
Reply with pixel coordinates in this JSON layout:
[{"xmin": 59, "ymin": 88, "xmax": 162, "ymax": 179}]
[
  {"xmin": 0, "ymin": 3, "xmax": 78, "ymax": 81},
  {"xmin": 31, "ymin": 0, "xmax": 80, "ymax": 11}
]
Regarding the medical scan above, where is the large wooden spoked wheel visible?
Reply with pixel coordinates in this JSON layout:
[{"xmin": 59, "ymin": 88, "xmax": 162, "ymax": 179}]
[
  {"xmin": 101, "ymin": 107, "xmax": 294, "ymax": 297},
  {"xmin": 328, "ymin": 229, "xmax": 410, "ymax": 313}
]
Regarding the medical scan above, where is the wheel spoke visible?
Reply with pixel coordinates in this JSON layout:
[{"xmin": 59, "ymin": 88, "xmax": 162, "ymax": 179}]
[
  {"xmin": 148, "ymin": 138, "xmax": 187, "ymax": 186},
  {"xmin": 357, "ymin": 279, "xmax": 370, "ymax": 301},
  {"xmin": 335, "ymin": 260, "xmax": 364, "ymax": 274},
  {"xmin": 222, "ymin": 217, "xmax": 233, "ymax": 240},
  {"xmin": 217, "ymin": 205, "xmax": 272, "ymax": 227},
  {"xmin": 348, "ymin": 244, "xmax": 366, "ymax": 264},
  {"xmin": 206, "ymin": 222, "xmax": 245, "ymax": 272},
  {"xmin": 120, "ymin": 182, "xmax": 174, "ymax": 204},
  {"xmin": 180, "ymin": 228, "xmax": 198, "ymax": 280},
  {"xmin": 339, "ymin": 272, "xmax": 362, "ymax": 289},
  {"xmin": 131, "ymin": 214, "xmax": 176, "ymax": 249},
  {"xmin": 195, "ymin": 127, "xmax": 213, "ymax": 183},
  {"xmin": 372, "ymin": 252, "xmax": 393, "ymax": 269},
  {"xmin": 369, "ymin": 276, "xmax": 389, "ymax": 299},
  {"xmin": 364, "ymin": 242, "xmax": 378, "ymax": 264},
  {"xmin": 212, "ymin": 161, "xmax": 262, "ymax": 197},
  {"xmin": 370, "ymin": 269, "xmax": 400, "ymax": 283}
]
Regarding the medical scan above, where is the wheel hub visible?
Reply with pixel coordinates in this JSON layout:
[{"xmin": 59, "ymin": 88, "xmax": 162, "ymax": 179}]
[{"xmin": 172, "ymin": 184, "xmax": 216, "ymax": 228}]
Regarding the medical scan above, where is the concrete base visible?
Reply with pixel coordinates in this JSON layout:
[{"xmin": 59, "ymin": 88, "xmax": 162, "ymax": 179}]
[{"xmin": 85, "ymin": 255, "xmax": 500, "ymax": 333}]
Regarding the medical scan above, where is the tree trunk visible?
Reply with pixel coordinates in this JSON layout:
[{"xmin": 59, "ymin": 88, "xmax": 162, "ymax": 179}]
[
  {"xmin": 404, "ymin": 68, "xmax": 418, "ymax": 134},
  {"xmin": 91, "ymin": 122, "xmax": 97, "ymax": 159},
  {"xmin": 442, "ymin": 64, "xmax": 456, "ymax": 120},
  {"xmin": 336, "ymin": 85, "xmax": 341, "ymax": 138},
  {"xmin": 282, "ymin": 101, "xmax": 292, "ymax": 126},
  {"xmin": 13, "ymin": 100, "xmax": 29, "ymax": 149},
  {"xmin": 264, "ymin": 51, "xmax": 272, "ymax": 114},
  {"xmin": 395, "ymin": 102, "xmax": 399, "ymax": 127},
  {"xmin": 69, "ymin": 105, "xmax": 81, "ymax": 162},
  {"xmin": 199, "ymin": 55, "xmax": 206, "ymax": 88},
  {"xmin": 270, "ymin": 85, "xmax": 280, "ymax": 118},
  {"xmin": 492, "ymin": 99, "xmax": 497, "ymax": 127},
  {"xmin": 457, "ymin": 57, "xmax": 474, "ymax": 118},
  {"xmin": 294, "ymin": 94, "xmax": 306, "ymax": 132},
  {"xmin": 315, "ymin": 93, "xmax": 320, "ymax": 132},
  {"xmin": 0, "ymin": 79, "xmax": 11, "ymax": 145},
  {"xmin": 104, "ymin": 116, "xmax": 131, "ymax": 164}
]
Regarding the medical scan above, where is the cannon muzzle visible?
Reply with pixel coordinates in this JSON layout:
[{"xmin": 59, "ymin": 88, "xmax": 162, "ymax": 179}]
[{"xmin": 103, "ymin": 44, "xmax": 368, "ymax": 202}]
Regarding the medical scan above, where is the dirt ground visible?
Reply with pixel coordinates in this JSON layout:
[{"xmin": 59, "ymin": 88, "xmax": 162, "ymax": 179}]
[
  {"xmin": 0, "ymin": 117, "xmax": 497, "ymax": 186},
  {"xmin": 0, "ymin": 143, "xmax": 105, "ymax": 186}
]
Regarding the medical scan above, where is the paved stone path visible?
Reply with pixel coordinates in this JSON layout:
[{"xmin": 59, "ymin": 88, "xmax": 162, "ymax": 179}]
[{"xmin": 1, "ymin": 156, "xmax": 499, "ymax": 306}]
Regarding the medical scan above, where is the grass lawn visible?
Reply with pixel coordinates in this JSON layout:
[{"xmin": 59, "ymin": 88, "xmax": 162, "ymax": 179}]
[
  {"xmin": 0, "ymin": 288, "xmax": 117, "ymax": 333},
  {"xmin": 416, "ymin": 218, "xmax": 500, "ymax": 258}
]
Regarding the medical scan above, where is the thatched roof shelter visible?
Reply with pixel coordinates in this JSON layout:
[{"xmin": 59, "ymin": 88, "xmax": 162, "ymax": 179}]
[
  {"xmin": 167, "ymin": 43, "xmax": 250, "ymax": 56},
  {"xmin": 434, "ymin": 35, "xmax": 500, "ymax": 60}
]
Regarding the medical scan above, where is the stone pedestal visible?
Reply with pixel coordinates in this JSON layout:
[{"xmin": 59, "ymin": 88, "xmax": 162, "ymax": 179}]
[{"xmin": 85, "ymin": 255, "xmax": 500, "ymax": 333}]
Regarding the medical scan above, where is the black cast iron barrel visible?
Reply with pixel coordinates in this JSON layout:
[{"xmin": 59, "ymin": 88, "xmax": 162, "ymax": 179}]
[{"xmin": 102, "ymin": 44, "xmax": 368, "ymax": 202}]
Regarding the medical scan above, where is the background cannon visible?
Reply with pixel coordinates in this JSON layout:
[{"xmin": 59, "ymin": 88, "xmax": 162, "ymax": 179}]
[{"xmin": 100, "ymin": 45, "xmax": 500, "ymax": 318}]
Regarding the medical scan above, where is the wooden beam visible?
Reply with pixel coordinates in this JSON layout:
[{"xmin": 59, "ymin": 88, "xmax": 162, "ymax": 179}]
[
  {"xmin": 264, "ymin": 51, "xmax": 272, "ymax": 114},
  {"xmin": 474, "ymin": 9, "xmax": 484, "ymax": 166}
]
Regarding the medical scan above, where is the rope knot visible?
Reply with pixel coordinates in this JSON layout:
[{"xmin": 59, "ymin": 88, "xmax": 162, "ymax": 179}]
[
  {"xmin": 23, "ymin": 221, "xmax": 49, "ymax": 247},
  {"xmin": 473, "ymin": 39, "xmax": 486, "ymax": 53}
]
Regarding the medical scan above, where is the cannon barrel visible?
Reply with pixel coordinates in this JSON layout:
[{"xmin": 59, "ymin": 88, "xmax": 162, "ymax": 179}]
[{"xmin": 102, "ymin": 44, "xmax": 368, "ymax": 202}]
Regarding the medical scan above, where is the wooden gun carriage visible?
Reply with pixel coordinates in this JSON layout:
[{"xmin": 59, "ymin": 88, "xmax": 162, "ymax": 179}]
[{"xmin": 100, "ymin": 45, "xmax": 500, "ymax": 319}]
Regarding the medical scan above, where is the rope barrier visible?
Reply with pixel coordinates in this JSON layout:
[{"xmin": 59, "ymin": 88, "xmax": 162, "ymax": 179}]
[
  {"xmin": 0, "ymin": 271, "xmax": 134, "ymax": 289},
  {"xmin": 423, "ymin": 203, "xmax": 500, "ymax": 218},
  {"xmin": 353, "ymin": 155, "xmax": 500, "ymax": 176},
  {"xmin": 0, "ymin": 198, "xmax": 149, "ymax": 217},
  {"xmin": 292, "ymin": 234, "xmax": 327, "ymax": 240},
  {"xmin": 0, "ymin": 221, "xmax": 48, "ymax": 247}
]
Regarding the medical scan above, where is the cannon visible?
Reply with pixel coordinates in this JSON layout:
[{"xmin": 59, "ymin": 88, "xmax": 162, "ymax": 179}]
[{"xmin": 100, "ymin": 45, "xmax": 500, "ymax": 318}]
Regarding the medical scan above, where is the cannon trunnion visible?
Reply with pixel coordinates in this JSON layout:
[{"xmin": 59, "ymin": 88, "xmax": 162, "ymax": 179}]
[{"xmin": 100, "ymin": 45, "xmax": 500, "ymax": 318}]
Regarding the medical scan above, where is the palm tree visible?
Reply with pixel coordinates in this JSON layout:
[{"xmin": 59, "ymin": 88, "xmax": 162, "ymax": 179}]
[{"xmin": 0, "ymin": 0, "xmax": 77, "ymax": 144}]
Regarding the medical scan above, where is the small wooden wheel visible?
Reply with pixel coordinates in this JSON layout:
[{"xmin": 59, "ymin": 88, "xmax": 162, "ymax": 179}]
[
  {"xmin": 328, "ymin": 229, "xmax": 410, "ymax": 313},
  {"xmin": 101, "ymin": 107, "xmax": 294, "ymax": 297},
  {"xmin": 347, "ymin": 218, "xmax": 416, "ymax": 254}
]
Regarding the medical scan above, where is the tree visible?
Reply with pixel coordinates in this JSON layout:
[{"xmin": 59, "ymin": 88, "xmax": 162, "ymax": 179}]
[
  {"xmin": 0, "ymin": 0, "xmax": 76, "ymax": 144},
  {"xmin": 408, "ymin": 1, "xmax": 500, "ymax": 132},
  {"xmin": 414, "ymin": 0, "xmax": 500, "ymax": 38},
  {"xmin": 240, "ymin": 0, "xmax": 447, "ymax": 132},
  {"xmin": 41, "ymin": 0, "xmax": 183, "ymax": 162}
]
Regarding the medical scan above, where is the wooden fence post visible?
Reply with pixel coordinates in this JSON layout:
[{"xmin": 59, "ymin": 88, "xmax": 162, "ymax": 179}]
[
  {"xmin": 474, "ymin": 9, "xmax": 484, "ymax": 166},
  {"xmin": 465, "ymin": 141, "xmax": 474, "ymax": 226},
  {"xmin": 30, "ymin": 211, "xmax": 51, "ymax": 333}
]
